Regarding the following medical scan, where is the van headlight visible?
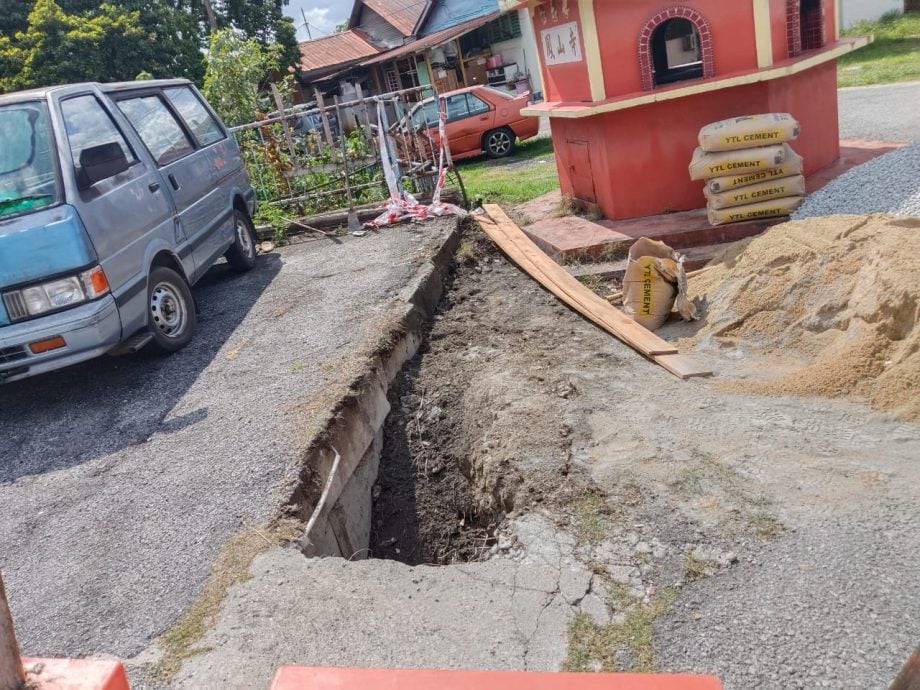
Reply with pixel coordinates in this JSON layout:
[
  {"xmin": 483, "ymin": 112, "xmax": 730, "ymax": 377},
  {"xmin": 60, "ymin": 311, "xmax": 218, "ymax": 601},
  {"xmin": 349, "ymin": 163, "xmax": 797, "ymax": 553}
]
[{"xmin": 2, "ymin": 266, "xmax": 110, "ymax": 321}]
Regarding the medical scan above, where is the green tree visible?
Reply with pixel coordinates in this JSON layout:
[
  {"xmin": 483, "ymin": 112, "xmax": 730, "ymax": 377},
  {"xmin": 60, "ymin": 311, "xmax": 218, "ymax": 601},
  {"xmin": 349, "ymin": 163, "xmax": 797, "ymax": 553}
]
[
  {"xmin": 201, "ymin": 28, "xmax": 279, "ymax": 126},
  {"xmin": 209, "ymin": 0, "xmax": 299, "ymax": 72}
]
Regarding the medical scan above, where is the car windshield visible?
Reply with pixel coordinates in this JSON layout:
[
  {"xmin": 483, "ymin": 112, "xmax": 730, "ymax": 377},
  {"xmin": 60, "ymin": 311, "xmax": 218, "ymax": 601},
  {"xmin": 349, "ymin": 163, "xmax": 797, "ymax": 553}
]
[
  {"xmin": 410, "ymin": 100, "xmax": 440, "ymax": 129},
  {"xmin": 0, "ymin": 101, "xmax": 59, "ymax": 221}
]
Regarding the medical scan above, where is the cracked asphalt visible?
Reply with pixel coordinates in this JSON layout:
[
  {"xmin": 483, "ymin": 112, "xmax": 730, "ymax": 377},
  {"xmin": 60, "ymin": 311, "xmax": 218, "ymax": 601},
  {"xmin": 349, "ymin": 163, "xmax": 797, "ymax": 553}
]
[{"xmin": 0, "ymin": 221, "xmax": 453, "ymax": 660}]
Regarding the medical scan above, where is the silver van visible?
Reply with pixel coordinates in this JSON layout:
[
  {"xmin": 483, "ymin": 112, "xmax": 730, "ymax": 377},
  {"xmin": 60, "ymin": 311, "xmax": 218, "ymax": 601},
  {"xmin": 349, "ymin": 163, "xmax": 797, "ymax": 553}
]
[{"xmin": 0, "ymin": 79, "xmax": 257, "ymax": 383}]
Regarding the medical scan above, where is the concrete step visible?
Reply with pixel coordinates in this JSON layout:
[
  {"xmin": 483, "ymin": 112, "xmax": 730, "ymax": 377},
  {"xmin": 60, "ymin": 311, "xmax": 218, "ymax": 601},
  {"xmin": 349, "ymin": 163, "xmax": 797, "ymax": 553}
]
[
  {"xmin": 567, "ymin": 241, "xmax": 738, "ymax": 282},
  {"xmin": 523, "ymin": 208, "xmax": 781, "ymax": 262}
]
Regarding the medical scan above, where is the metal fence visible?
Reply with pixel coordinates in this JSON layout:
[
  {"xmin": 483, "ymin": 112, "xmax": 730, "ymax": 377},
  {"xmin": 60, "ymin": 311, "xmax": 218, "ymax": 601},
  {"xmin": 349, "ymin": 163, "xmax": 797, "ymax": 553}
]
[{"xmin": 230, "ymin": 84, "xmax": 467, "ymax": 218}]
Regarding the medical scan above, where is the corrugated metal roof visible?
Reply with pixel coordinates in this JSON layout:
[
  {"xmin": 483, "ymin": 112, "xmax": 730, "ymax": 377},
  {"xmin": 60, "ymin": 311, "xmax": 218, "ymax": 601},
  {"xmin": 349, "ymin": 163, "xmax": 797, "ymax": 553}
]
[
  {"xmin": 362, "ymin": 0, "xmax": 429, "ymax": 36},
  {"xmin": 361, "ymin": 12, "xmax": 499, "ymax": 65},
  {"xmin": 298, "ymin": 29, "xmax": 382, "ymax": 73}
]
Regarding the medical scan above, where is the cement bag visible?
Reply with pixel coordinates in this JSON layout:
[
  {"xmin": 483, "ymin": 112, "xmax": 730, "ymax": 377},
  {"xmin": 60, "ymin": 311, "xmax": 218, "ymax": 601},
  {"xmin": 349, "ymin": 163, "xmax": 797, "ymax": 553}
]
[
  {"xmin": 707, "ymin": 196, "xmax": 804, "ymax": 226},
  {"xmin": 689, "ymin": 144, "xmax": 786, "ymax": 181},
  {"xmin": 698, "ymin": 113, "xmax": 800, "ymax": 152},
  {"xmin": 622, "ymin": 238, "xmax": 698, "ymax": 331},
  {"xmin": 705, "ymin": 174, "xmax": 806, "ymax": 210},
  {"xmin": 707, "ymin": 145, "xmax": 804, "ymax": 193}
]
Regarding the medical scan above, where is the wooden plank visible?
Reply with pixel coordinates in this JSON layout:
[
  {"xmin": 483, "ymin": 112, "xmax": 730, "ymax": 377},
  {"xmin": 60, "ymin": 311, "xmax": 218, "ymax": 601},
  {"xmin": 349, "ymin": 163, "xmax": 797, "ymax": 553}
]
[
  {"xmin": 652, "ymin": 354, "xmax": 713, "ymax": 380},
  {"xmin": 477, "ymin": 206, "xmax": 677, "ymax": 356},
  {"xmin": 476, "ymin": 205, "xmax": 714, "ymax": 379}
]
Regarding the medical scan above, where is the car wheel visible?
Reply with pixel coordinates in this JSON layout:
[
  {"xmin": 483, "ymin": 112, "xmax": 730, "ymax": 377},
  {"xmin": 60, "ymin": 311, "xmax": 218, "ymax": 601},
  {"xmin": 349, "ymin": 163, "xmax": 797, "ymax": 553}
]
[
  {"xmin": 484, "ymin": 127, "xmax": 516, "ymax": 158},
  {"xmin": 225, "ymin": 209, "xmax": 257, "ymax": 272},
  {"xmin": 147, "ymin": 266, "xmax": 196, "ymax": 353}
]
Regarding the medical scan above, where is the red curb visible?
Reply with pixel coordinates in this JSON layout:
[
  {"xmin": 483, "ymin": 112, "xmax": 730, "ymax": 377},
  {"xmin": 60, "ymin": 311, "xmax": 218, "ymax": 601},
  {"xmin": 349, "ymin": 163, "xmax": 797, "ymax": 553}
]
[
  {"xmin": 269, "ymin": 666, "xmax": 723, "ymax": 690},
  {"xmin": 21, "ymin": 658, "xmax": 130, "ymax": 690}
]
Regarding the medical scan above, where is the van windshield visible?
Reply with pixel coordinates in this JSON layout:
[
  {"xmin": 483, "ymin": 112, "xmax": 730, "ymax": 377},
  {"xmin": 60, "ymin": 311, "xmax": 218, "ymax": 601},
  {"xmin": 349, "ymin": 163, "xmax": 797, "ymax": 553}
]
[{"xmin": 0, "ymin": 101, "xmax": 59, "ymax": 221}]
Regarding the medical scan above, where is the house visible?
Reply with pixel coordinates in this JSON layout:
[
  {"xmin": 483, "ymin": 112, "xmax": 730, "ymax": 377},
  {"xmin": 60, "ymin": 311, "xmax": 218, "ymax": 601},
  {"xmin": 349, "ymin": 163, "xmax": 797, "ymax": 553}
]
[{"xmin": 294, "ymin": 0, "xmax": 543, "ymax": 111}]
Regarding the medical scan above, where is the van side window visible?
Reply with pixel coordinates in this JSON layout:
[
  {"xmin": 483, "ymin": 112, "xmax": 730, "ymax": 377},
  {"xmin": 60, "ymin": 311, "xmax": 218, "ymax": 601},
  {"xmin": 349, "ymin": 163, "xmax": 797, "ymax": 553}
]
[
  {"xmin": 163, "ymin": 86, "xmax": 225, "ymax": 147},
  {"xmin": 117, "ymin": 96, "xmax": 195, "ymax": 166},
  {"xmin": 60, "ymin": 95, "xmax": 137, "ymax": 176}
]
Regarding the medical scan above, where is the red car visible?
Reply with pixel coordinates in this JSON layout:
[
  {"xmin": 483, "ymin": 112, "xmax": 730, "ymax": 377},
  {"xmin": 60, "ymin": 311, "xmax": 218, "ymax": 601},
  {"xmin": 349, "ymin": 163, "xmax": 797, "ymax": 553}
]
[{"xmin": 402, "ymin": 86, "xmax": 540, "ymax": 160}]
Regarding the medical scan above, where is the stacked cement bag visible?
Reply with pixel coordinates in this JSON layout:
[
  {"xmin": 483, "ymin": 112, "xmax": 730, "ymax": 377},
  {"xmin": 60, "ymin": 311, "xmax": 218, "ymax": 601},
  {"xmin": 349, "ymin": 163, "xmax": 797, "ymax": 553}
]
[{"xmin": 688, "ymin": 114, "xmax": 805, "ymax": 226}]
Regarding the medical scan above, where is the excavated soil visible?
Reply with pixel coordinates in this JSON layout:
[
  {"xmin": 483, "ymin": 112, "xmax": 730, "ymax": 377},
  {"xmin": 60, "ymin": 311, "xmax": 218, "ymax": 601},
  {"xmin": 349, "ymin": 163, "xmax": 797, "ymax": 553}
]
[{"xmin": 686, "ymin": 215, "xmax": 920, "ymax": 421}]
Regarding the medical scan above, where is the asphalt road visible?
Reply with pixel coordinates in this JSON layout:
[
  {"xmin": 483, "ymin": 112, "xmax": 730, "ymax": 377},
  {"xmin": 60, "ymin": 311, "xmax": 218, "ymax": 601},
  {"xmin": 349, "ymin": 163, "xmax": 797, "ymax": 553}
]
[
  {"xmin": 0, "ymin": 221, "xmax": 451, "ymax": 659},
  {"xmin": 838, "ymin": 80, "xmax": 920, "ymax": 143}
]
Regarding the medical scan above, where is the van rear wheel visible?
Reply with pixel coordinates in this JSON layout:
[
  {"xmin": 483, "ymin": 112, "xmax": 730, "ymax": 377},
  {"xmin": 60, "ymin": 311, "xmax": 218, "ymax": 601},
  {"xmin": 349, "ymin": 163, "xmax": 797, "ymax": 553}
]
[
  {"xmin": 225, "ymin": 209, "xmax": 257, "ymax": 272},
  {"xmin": 147, "ymin": 267, "xmax": 196, "ymax": 353}
]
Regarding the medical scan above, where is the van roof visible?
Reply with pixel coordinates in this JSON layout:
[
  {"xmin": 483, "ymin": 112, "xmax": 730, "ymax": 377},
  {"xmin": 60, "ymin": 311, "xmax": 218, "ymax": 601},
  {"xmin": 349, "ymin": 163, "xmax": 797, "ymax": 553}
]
[{"xmin": 0, "ymin": 78, "xmax": 193, "ymax": 105}]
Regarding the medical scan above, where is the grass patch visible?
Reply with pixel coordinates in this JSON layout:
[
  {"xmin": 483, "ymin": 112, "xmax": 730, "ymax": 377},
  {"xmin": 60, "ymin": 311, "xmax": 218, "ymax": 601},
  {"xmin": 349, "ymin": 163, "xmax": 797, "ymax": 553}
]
[
  {"xmin": 744, "ymin": 510, "xmax": 784, "ymax": 539},
  {"xmin": 152, "ymin": 519, "xmax": 302, "ymax": 681},
  {"xmin": 683, "ymin": 550, "xmax": 715, "ymax": 582},
  {"xmin": 573, "ymin": 492, "xmax": 615, "ymax": 546},
  {"xmin": 839, "ymin": 11, "xmax": 920, "ymax": 87},
  {"xmin": 457, "ymin": 137, "xmax": 559, "ymax": 206},
  {"xmin": 564, "ymin": 586, "xmax": 678, "ymax": 673}
]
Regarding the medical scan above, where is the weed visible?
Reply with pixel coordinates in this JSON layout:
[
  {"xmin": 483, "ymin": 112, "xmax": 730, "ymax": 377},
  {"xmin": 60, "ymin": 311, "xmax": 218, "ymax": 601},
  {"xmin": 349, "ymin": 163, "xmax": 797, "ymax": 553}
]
[
  {"xmin": 578, "ymin": 273, "xmax": 606, "ymax": 294},
  {"xmin": 152, "ymin": 520, "xmax": 302, "ymax": 681},
  {"xmin": 456, "ymin": 238, "xmax": 478, "ymax": 262},
  {"xmin": 574, "ymin": 492, "xmax": 613, "ymax": 546},
  {"xmin": 585, "ymin": 203, "xmax": 603, "ymax": 221},
  {"xmin": 683, "ymin": 550, "xmax": 714, "ymax": 582},
  {"xmin": 291, "ymin": 360, "xmax": 306, "ymax": 373},
  {"xmin": 563, "ymin": 586, "xmax": 678, "ymax": 673},
  {"xmin": 745, "ymin": 510, "xmax": 784, "ymax": 539},
  {"xmin": 556, "ymin": 194, "xmax": 586, "ymax": 217}
]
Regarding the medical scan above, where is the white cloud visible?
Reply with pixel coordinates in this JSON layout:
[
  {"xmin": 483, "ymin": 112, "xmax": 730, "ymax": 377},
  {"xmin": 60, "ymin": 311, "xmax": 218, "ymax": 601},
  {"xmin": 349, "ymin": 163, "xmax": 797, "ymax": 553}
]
[{"xmin": 284, "ymin": 1, "xmax": 353, "ymax": 40}]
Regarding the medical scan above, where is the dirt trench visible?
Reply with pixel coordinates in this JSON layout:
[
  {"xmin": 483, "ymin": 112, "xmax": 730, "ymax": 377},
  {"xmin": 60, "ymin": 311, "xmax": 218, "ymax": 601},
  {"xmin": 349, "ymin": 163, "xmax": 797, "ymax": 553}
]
[{"xmin": 370, "ymin": 227, "xmax": 582, "ymax": 564}]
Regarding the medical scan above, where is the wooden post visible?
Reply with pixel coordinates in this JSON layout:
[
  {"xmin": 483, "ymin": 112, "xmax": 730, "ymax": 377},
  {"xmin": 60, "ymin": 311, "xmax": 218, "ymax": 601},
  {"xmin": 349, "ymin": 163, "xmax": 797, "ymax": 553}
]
[
  {"xmin": 354, "ymin": 83, "xmax": 374, "ymax": 151},
  {"xmin": 334, "ymin": 96, "xmax": 356, "ymax": 211},
  {"xmin": 312, "ymin": 88, "xmax": 336, "ymax": 156},
  {"xmin": 269, "ymin": 83, "xmax": 298, "ymax": 166},
  {"xmin": 0, "ymin": 573, "xmax": 25, "ymax": 690}
]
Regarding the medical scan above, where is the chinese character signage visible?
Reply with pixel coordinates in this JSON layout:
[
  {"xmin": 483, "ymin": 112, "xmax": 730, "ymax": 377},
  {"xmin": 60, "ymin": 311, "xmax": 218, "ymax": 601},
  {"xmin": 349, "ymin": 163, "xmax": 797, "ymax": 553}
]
[{"xmin": 541, "ymin": 21, "xmax": 582, "ymax": 66}]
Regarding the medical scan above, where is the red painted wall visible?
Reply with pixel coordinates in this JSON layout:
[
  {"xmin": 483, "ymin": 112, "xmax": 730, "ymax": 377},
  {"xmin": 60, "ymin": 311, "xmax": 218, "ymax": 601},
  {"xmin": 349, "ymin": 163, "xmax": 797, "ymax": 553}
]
[
  {"xmin": 530, "ymin": 1, "xmax": 593, "ymax": 102},
  {"xmin": 551, "ymin": 63, "xmax": 840, "ymax": 219},
  {"xmin": 595, "ymin": 0, "xmax": 759, "ymax": 98}
]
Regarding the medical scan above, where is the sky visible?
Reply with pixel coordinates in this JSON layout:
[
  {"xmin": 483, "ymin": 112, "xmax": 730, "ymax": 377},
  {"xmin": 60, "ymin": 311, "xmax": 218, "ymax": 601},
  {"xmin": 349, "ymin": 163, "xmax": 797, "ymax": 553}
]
[{"xmin": 284, "ymin": 0, "xmax": 354, "ymax": 41}]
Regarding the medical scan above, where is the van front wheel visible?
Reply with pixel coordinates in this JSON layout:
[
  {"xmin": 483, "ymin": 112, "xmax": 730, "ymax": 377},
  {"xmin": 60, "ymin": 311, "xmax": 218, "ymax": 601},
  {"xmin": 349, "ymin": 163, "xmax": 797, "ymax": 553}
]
[
  {"xmin": 225, "ymin": 209, "xmax": 257, "ymax": 272},
  {"xmin": 147, "ymin": 267, "xmax": 196, "ymax": 353}
]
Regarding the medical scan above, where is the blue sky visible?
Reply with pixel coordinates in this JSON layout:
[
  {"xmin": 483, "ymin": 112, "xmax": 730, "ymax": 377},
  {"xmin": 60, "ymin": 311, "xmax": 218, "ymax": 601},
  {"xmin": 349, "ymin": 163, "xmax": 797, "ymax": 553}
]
[{"xmin": 284, "ymin": 0, "xmax": 353, "ymax": 41}]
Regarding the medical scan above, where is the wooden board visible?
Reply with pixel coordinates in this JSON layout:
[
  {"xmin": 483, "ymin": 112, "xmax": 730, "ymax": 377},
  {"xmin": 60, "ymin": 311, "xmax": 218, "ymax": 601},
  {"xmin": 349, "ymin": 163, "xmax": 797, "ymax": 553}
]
[{"xmin": 475, "ymin": 205, "xmax": 713, "ymax": 380}]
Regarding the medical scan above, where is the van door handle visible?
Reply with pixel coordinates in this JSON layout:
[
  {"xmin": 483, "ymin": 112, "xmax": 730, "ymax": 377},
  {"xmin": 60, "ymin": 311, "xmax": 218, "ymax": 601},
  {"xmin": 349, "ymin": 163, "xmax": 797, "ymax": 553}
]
[
  {"xmin": 168, "ymin": 174, "xmax": 180, "ymax": 191},
  {"xmin": 148, "ymin": 181, "xmax": 160, "ymax": 193}
]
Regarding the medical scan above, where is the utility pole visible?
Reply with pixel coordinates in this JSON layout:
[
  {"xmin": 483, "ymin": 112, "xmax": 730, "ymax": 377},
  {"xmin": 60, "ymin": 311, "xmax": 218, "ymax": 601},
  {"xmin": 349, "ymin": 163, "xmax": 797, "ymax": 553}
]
[
  {"xmin": 301, "ymin": 9, "xmax": 313, "ymax": 39},
  {"xmin": 0, "ymin": 573, "xmax": 24, "ymax": 690}
]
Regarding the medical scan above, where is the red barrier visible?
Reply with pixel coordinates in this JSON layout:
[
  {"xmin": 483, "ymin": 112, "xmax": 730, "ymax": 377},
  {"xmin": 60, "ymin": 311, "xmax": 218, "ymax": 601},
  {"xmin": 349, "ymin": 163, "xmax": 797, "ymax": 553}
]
[{"xmin": 269, "ymin": 666, "xmax": 722, "ymax": 690}]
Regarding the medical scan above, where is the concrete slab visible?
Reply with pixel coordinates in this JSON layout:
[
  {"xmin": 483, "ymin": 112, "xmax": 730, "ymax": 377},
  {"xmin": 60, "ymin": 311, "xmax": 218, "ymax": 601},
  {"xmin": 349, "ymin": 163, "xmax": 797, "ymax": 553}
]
[{"xmin": 173, "ymin": 514, "xmax": 601, "ymax": 690}]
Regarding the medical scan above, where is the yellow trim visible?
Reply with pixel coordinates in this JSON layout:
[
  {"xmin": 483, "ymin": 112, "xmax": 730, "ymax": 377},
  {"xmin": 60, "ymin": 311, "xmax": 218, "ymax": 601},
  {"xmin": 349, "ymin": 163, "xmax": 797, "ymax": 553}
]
[
  {"xmin": 834, "ymin": 0, "xmax": 841, "ymax": 40},
  {"xmin": 522, "ymin": 36, "xmax": 872, "ymax": 119},
  {"xmin": 578, "ymin": 0, "xmax": 606, "ymax": 102},
  {"xmin": 752, "ymin": 0, "xmax": 773, "ymax": 69}
]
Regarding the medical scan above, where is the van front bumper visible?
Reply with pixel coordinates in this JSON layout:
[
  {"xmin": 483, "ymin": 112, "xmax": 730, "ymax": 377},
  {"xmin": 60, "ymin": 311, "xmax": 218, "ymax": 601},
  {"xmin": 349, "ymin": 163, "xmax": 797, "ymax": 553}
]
[{"xmin": 0, "ymin": 296, "xmax": 122, "ymax": 383}]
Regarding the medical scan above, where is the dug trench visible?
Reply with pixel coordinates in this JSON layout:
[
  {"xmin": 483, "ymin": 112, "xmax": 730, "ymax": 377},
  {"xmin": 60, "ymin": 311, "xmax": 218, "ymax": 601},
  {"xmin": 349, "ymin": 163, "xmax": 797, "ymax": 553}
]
[{"xmin": 172, "ymin": 217, "xmax": 920, "ymax": 689}]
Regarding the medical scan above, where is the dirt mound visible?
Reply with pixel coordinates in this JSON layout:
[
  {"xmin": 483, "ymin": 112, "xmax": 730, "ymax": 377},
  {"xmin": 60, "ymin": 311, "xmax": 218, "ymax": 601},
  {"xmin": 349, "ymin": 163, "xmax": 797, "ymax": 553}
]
[{"xmin": 688, "ymin": 214, "xmax": 920, "ymax": 420}]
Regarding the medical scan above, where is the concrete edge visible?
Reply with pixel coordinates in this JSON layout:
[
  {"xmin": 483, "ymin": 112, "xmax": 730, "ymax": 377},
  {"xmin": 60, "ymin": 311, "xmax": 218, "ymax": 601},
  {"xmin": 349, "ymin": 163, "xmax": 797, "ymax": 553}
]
[{"xmin": 285, "ymin": 218, "xmax": 462, "ymax": 558}]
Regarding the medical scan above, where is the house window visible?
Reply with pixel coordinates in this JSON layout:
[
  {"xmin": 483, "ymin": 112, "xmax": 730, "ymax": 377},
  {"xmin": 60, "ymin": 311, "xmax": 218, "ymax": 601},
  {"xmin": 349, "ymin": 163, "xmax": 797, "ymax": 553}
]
[
  {"xmin": 638, "ymin": 7, "xmax": 713, "ymax": 91},
  {"xmin": 651, "ymin": 19, "xmax": 703, "ymax": 86}
]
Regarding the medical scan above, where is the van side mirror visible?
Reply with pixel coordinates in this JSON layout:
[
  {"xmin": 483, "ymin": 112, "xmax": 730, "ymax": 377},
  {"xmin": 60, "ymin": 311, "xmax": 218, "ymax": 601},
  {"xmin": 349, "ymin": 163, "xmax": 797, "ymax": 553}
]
[{"xmin": 78, "ymin": 142, "xmax": 130, "ymax": 190}]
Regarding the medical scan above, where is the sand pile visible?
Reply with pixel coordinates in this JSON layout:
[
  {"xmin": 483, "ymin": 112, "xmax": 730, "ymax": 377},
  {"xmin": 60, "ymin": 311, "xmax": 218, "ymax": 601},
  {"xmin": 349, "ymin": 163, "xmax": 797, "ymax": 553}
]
[{"xmin": 688, "ymin": 214, "xmax": 920, "ymax": 421}]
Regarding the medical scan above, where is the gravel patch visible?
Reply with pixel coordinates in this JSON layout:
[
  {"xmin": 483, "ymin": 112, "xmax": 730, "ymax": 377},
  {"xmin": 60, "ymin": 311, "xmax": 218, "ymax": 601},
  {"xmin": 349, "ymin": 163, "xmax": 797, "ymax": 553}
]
[
  {"xmin": 0, "ymin": 220, "xmax": 455, "ymax": 660},
  {"xmin": 794, "ymin": 143, "xmax": 920, "ymax": 218}
]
